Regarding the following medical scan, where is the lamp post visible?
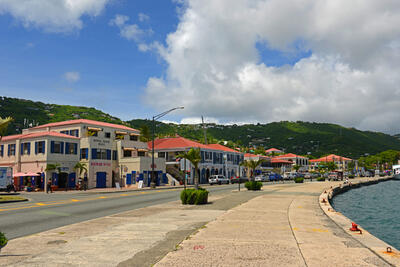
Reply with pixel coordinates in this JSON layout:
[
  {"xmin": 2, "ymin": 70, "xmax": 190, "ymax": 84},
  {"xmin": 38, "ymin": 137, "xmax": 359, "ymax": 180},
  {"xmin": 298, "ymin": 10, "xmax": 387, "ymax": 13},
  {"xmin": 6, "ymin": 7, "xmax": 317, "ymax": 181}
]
[{"xmin": 151, "ymin": 107, "xmax": 184, "ymax": 189}]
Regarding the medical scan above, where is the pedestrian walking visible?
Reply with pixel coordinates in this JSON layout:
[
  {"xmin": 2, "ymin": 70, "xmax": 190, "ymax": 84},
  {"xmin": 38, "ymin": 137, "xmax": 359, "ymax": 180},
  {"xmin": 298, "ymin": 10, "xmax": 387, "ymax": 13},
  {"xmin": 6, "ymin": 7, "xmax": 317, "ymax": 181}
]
[
  {"xmin": 83, "ymin": 175, "xmax": 88, "ymax": 191},
  {"xmin": 46, "ymin": 178, "xmax": 53, "ymax": 194},
  {"xmin": 78, "ymin": 177, "xmax": 83, "ymax": 190}
]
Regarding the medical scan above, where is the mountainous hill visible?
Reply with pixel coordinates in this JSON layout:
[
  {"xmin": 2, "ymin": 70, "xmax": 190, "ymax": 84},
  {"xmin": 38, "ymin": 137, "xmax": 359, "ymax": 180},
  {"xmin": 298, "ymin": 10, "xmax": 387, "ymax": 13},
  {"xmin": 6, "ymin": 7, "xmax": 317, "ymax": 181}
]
[
  {"xmin": 128, "ymin": 119, "xmax": 400, "ymax": 158},
  {"xmin": 0, "ymin": 96, "xmax": 124, "ymax": 134},
  {"xmin": 1, "ymin": 96, "xmax": 399, "ymax": 159}
]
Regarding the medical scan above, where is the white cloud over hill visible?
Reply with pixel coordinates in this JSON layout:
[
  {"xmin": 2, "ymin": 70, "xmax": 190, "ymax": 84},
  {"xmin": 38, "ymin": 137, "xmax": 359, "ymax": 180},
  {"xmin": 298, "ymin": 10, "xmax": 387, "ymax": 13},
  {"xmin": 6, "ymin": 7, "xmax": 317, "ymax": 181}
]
[{"xmin": 144, "ymin": 0, "xmax": 400, "ymax": 134}]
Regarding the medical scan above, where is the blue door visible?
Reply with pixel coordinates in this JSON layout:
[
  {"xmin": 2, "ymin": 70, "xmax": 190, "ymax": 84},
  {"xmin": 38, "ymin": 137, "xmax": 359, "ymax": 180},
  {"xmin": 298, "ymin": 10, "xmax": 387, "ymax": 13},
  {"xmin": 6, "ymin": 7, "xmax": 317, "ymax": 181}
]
[
  {"xmin": 96, "ymin": 172, "xmax": 107, "ymax": 188},
  {"xmin": 68, "ymin": 173, "xmax": 76, "ymax": 188},
  {"xmin": 126, "ymin": 174, "xmax": 132, "ymax": 185}
]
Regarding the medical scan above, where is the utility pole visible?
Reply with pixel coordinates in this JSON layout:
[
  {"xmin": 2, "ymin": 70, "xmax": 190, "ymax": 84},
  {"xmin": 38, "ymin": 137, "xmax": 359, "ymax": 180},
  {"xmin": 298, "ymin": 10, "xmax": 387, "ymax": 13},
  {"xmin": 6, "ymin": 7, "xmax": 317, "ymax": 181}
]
[{"xmin": 201, "ymin": 116, "xmax": 208, "ymax": 145}]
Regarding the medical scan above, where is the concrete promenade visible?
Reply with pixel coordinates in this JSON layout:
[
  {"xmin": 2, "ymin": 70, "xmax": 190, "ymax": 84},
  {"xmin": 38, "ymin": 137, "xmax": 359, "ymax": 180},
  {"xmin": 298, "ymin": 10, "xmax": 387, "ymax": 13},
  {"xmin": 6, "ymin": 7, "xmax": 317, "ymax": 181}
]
[{"xmin": 1, "ymin": 178, "xmax": 398, "ymax": 266}]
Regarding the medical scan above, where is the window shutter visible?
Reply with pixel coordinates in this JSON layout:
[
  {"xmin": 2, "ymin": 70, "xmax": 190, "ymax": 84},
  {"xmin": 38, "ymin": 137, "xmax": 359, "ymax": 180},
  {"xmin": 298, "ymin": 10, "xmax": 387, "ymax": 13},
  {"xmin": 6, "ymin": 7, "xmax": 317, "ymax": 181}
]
[
  {"xmin": 60, "ymin": 142, "xmax": 64, "ymax": 154},
  {"xmin": 50, "ymin": 141, "xmax": 55, "ymax": 153},
  {"xmin": 65, "ymin": 143, "xmax": 70, "ymax": 154},
  {"xmin": 20, "ymin": 143, "xmax": 24, "ymax": 155},
  {"xmin": 76, "ymin": 130, "xmax": 79, "ymax": 137},
  {"xmin": 42, "ymin": 141, "xmax": 46, "ymax": 154},
  {"xmin": 92, "ymin": 148, "xmax": 97, "ymax": 159},
  {"xmin": 106, "ymin": 149, "xmax": 111, "ymax": 160},
  {"xmin": 74, "ymin": 143, "xmax": 78, "ymax": 154},
  {"xmin": 27, "ymin": 143, "xmax": 30, "ymax": 155},
  {"xmin": 8, "ymin": 144, "xmax": 10, "ymax": 156},
  {"xmin": 85, "ymin": 148, "xmax": 88, "ymax": 159},
  {"xmin": 35, "ymin": 142, "xmax": 38, "ymax": 154},
  {"xmin": 0, "ymin": 145, "xmax": 3, "ymax": 157}
]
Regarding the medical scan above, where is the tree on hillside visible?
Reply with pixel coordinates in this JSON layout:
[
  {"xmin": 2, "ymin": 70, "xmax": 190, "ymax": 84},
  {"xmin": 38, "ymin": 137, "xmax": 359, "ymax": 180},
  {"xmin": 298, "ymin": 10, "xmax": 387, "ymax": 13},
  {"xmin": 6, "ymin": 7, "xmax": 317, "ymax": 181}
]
[
  {"xmin": 0, "ymin": 116, "xmax": 13, "ymax": 141},
  {"xmin": 139, "ymin": 125, "xmax": 151, "ymax": 142},
  {"xmin": 177, "ymin": 148, "xmax": 201, "ymax": 190}
]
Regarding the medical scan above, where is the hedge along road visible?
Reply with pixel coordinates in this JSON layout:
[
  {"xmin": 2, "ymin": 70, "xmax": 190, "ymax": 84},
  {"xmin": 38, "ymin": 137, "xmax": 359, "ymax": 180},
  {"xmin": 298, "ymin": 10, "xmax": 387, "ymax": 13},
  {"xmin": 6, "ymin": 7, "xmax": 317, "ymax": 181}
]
[{"xmin": 0, "ymin": 183, "xmax": 260, "ymax": 240}]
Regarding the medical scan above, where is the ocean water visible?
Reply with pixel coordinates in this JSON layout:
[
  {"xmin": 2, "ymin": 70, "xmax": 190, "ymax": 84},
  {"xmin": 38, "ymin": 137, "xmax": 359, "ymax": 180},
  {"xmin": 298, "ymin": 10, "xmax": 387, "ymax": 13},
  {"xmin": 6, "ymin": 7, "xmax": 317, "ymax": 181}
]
[{"xmin": 332, "ymin": 180, "xmax": 400, "ymax": 250}]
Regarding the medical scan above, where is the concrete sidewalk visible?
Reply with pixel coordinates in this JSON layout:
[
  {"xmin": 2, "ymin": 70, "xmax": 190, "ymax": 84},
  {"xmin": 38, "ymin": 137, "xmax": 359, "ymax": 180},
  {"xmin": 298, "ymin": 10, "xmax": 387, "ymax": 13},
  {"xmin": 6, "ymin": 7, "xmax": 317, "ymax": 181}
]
[{"xmin": 156, "ymin": 180, "xmax": 394, "ymax": 267}]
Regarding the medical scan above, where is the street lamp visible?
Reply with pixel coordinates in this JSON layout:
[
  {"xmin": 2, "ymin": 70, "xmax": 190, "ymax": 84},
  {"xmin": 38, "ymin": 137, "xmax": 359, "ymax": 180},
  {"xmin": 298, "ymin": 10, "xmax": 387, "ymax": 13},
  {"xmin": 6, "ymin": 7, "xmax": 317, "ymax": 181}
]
[{"xmin": 150, "ymin": 106, "xmax": 184, "ymax": 188}]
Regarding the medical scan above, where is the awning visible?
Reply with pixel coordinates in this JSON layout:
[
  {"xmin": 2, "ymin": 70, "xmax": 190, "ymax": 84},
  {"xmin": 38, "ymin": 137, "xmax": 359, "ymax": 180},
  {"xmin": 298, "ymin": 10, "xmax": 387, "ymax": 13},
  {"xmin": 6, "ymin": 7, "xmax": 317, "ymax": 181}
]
[
  {"xmin": 87, "ymin": 127, "xmax": 101, "ymax": 131},
  {"xmin": 130, "ymin": 132, "xmax": 140, "ymax": 136},
  {"xmin": 13, "ymin": 172, "xmax": 40, "ymax": 177},
  {"xmin": 137, "ymin": 149, "xmax": 148, "ymax": 152},
  {"xmin": 123, "ymin": 147, "xmax": 136, "ymax": 151},
  {"xmin": 115, "ymin": 131, "xmax": 127, "ymax": 135}
]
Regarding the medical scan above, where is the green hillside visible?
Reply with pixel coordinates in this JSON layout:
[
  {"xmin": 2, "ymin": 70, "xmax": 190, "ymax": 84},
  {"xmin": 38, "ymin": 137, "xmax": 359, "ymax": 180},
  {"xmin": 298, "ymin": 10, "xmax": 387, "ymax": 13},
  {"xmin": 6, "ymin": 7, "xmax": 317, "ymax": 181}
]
[
  {"xmin": 1, "ymin": 96, "xmax": 399, "ymax": 159},
  {"xmin": 0, "ymin": 96, "xmax": 124, "ymax": 134},
  {"xmin": 128, "ymin": 119, "xmax": 400, "ymax": 159}
]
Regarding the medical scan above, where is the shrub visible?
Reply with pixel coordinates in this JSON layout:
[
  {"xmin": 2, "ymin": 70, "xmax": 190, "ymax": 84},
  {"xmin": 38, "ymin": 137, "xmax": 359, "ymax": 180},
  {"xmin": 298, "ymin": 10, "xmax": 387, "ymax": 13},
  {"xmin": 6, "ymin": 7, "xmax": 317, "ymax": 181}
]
[
  {"xmin": 0, "ymin": 232, "xmax": 7, "ymax": 248},
  {"xmin": 316, "ymin": 177, "xmax": 325, "ymax": 182},
  {"xmin": 294, "ymin": 177, "xmax": 304, "ymax": 183},
  {"xmin": 348, "ymin": 175, "xmax": 355, "ymax": 179},
  {"xmin": 181, "ymin": 188, "xmax": 209, "ymax": 205},
  {"xmin": 245, "ymin": 181, "xmax": 263, "ymax": 190}
]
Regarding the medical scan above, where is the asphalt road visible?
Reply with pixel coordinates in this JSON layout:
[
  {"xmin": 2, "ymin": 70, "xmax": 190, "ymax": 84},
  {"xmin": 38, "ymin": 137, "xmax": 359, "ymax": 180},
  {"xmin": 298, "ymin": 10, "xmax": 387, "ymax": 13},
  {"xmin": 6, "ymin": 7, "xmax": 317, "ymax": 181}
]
[{"xmin": 0, "ymin": 184, "xmax": 247, "ymax": 240}]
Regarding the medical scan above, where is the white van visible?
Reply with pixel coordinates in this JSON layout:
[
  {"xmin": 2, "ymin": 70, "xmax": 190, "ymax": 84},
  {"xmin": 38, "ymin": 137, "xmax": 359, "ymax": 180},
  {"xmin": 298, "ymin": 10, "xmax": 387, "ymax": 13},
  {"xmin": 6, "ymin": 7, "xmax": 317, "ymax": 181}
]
[{"xmin": 209, "ymin": 175, "xmax": 229, "ymax": 185}]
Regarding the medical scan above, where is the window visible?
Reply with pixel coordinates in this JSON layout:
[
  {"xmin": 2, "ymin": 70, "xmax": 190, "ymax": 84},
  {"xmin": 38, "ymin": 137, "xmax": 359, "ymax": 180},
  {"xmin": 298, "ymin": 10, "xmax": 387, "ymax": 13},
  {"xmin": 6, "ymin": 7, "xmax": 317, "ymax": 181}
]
[
  {"xmin": 65, "ymin": 143, "xmax": 78, "ymax": 154},
  {"xmin": 21, "ymin": 142, "xmax": 31, "ymax": 155},
  {"xmin": 80, "ymin": 148, "xmax": 88, "ymax": 160},
  {"xmin": 124, "ymin": 150, "xmax": 132, "ymax": 157},
  {"xmin": 60, "ymin": 130, "xmax": 69, "ymax": 135},
  {"xmin": 105, "ymin": 132, "xmax": 111, "ymax": 138},
  {"xmin": 0, "ymin": 145, "xmax": 3, "ymax": 157},
  {"xmin": 92, "ymin": 149, "xmax": 111, "ymax": 160},
  {"xmin": 138, "ymin": 151, "xmax": 145, "ymax": 157},
  {"xmin": 8, "ymin": 144, "xmax": 16, "ymax": 156},
  {"xmin": 35, "ymin": 141, "xmax": 45, "ymax": 154},
  {"xmin": 130, "ymin": 135, "xmax": 138, "ymax": 141},
  {"xmin": 69, "ymin": 129, "xmax": 79, "ymax": 137},
  {"xmin": 158, "ymin": 152, "xmax": 166, "ymax": 158},
  {"xmin": 112, "ymin": 150, "xmax": 117, "ymax": 160},
  {"xmin": 115, "ymin": 134, "xmax": 124, "ymax": 140},
  {"xmin": 51, "ymin": 141, "xmax": 64, "ymax": 154},
  {"xmin": 87, "ymin": 129, "xmax": 98, "ymax": 137}
]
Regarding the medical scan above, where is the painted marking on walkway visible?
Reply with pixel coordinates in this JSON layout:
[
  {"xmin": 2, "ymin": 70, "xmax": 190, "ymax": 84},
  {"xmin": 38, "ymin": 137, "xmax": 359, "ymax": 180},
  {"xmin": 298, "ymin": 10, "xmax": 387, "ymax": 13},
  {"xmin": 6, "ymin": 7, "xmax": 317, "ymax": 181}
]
[
  {"xmin": 98, "ymin": 196, "xmax": 108, "ymax": 199},
  {"xmin": 311, "ymin": 228, "xmax": 329, "ymax": 233},
  {"xmin": 36, "ymin": 203, "xmax": 48, "ymax": 206},
  {"xmin": 120, "ymin": 194, "xmax": 129, "ymax": 196},
  {"xmin": 71, "ymin": 199, "xmax": 80, "ymax": 202}
]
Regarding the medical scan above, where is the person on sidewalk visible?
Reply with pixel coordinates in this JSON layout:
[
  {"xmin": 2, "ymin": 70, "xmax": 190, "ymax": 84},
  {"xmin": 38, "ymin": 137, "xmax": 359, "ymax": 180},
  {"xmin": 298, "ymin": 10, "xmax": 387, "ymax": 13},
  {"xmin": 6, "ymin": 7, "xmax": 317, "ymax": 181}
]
[
  {"xmin": 83, "ymin": 175, "xmax": 88, "ymax": 191},
  {"xmin": 46, "ymin": 178, "xmax": 53, "ymax": 194},
  {"xmin": 78, "ymin": 177, "xmax": 83, "ymax": 190}
]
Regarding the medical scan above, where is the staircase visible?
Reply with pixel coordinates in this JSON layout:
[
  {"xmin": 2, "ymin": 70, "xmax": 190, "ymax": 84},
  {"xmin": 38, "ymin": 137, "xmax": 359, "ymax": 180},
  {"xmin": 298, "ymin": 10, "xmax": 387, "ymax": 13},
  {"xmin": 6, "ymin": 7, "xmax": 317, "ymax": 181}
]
[{"xmin": 166, "ymin": 164, "xmax": 184, "ymax": 184}]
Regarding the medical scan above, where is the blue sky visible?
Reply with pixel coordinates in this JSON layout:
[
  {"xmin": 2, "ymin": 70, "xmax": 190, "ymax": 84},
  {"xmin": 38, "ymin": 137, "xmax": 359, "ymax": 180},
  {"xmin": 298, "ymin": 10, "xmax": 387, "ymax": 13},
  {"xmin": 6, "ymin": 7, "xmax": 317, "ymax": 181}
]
[
  {"xmin": 0, "ymin": 1, "xmax": 399, "ymax": 134},
  {"xmin": 0, "ymin": 1, "xmax": 181, "ymax": 121},
  {"xmin": 0, "ymin": 0, "xmax": 308, "ymax": 123}
]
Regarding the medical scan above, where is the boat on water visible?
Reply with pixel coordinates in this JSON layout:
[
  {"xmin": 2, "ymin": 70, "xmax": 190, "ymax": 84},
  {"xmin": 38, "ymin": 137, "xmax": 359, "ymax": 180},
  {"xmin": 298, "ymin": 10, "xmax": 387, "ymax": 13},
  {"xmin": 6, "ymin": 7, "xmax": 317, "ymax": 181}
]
[{"xmin": 393, "ymin": 165, "xmax": 400, "ymax": 179}]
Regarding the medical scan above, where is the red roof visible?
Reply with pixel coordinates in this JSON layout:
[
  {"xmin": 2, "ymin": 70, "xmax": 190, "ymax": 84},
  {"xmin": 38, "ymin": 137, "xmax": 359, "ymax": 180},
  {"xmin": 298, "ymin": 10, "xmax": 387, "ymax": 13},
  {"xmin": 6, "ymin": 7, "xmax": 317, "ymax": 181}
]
[
  {"xmin": 244, "ymin": 153, "xmax": 258, "ymax": 158},
  {"xmin": 1, "ymin": 131, "xmax": 79, "ymax": 142},
  {"xmin": 206, "ymin": 144, "xmax": 240, "ymax": 153},
  {"xmin": 148, "ymin": 136, "xmax": 210, "ymax": 150},
  {"xmin": 275, "ymin": 153, "xmax": 306, "ymax": 159},
  {"xmin": 265, "ymin": 148, "xmax": 282, "ymax": 153},
  {"xmin": 309, "ymin": 154, "xmax": 352, "ymax": 163},
  {"xmin": 31, "ymin": 119, "xmax": 139, "ymax": 132},
  {"xmin": 271, "ymin": 158, "xmax": 293, "ymax": 164}
]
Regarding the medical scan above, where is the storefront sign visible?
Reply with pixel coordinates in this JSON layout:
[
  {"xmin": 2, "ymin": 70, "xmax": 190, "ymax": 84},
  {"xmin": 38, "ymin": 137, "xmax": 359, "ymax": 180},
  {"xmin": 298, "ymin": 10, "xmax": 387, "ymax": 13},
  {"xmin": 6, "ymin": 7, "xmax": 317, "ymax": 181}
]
[
  {"xmin": 92, "ymin": 139, "xmax": 111, "ymax": 147},
  {"xmin": 91, "ymin": 162, "xmax": 111, "ymax": 167}
]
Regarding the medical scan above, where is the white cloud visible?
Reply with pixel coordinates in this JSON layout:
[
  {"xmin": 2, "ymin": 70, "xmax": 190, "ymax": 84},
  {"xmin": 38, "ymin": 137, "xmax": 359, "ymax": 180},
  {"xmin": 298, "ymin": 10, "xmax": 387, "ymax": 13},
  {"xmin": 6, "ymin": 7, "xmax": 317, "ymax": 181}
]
[
  {"xmin": 64, "ymin": 71, "xmax": 80, "ymax": 83},
  {"xmin": 138, "ymin": 13, "xmax": 149, "ymax": 22},
  {"xmin": 0, "ymin": 0, "xmax": 110, "ymax": 33},
  {"xmin": 144, "ymin": 0, "xmax": 400, "ymax": 134},
  {"xmin": 110, "ymin": 14, "xmax": 153, "ymax": 45}
]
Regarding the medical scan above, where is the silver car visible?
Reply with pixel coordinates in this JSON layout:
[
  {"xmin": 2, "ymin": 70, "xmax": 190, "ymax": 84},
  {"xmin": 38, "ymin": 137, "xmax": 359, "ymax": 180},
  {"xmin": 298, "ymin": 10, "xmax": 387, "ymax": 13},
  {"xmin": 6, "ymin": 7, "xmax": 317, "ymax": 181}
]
[{"xmin": 209, "ymin": 175, "xmax": 229, "ymax": 185}]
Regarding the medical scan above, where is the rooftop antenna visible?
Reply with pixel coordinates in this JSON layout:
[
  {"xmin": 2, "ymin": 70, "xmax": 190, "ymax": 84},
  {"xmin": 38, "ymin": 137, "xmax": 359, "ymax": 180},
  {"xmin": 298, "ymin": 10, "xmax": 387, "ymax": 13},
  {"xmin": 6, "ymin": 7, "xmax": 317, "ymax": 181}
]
[{"xmin": 201, "ymin": 116, "xmax": 208, "ymax": 144}]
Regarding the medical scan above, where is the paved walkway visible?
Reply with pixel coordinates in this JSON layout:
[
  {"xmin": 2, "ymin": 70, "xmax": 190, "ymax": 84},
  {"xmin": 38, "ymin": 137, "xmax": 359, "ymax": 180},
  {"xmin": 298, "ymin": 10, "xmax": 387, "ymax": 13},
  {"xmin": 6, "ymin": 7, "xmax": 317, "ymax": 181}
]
[
  {"xmin": 1, "ymin": 179, "xmax": 396, "ymax": 266},
  {"xmin": 156, "ymin": 181, "xmax": 393, "ymax": 267}
]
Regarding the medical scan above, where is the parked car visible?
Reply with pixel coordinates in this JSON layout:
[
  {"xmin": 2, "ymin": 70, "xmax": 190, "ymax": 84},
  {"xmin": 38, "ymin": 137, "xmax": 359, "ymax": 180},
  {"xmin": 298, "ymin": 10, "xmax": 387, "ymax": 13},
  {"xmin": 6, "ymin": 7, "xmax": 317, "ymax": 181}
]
[
  {"xmin": 283, "ymin": 172, "xmax": 296, "ymax": 180},
  {"xmin": 230, "ymin": 177, "xmax": 248, "ymax": 184},
  {"xmin": 209, "ymin": 175, "xmax": 229, "ymax": 185},
  {"xmin": 269, "ymin": 173, "xmax": 283, "ymax": 181},
  {"xmin": 255, "ymin": 175, "xmax": 267, "ymax": 182}
]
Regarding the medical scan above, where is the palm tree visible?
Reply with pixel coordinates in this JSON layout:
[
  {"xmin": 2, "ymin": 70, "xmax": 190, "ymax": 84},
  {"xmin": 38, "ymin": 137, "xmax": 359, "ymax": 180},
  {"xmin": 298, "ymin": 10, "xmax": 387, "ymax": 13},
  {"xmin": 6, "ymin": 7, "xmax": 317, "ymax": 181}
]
[
  {"xmin": 0, "ymin": 116, "xmax": 13, "ymax": 142},
  {"xmin": 74, "ymin": 162, "xmax": 87, "ymax": 178},
  {"xmin": 177, "ymin": 148, "xmax": 201, "ymax": 190},
  {"xmin": 241, "ymin": 159, "xmax": 265, "ymax": 180},
  {"xmin": 293, "ymin": 164, "xmax": 301, "ymax": 172}
]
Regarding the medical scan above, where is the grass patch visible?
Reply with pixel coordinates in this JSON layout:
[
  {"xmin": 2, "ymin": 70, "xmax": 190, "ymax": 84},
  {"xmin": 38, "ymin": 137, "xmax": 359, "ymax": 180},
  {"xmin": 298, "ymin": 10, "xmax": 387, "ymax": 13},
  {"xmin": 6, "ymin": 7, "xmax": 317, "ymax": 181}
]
[{"xmin": 0, "ymin": 195, "xmax": 27, "ymax": 203}]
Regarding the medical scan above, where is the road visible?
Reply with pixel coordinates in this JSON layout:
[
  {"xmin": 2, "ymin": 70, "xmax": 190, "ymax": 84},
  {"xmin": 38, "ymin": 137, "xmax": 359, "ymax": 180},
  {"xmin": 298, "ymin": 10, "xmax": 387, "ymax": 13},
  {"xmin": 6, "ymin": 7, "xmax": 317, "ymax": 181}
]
[{"xmin": 0, "ymin": 184, "xmax": 246, "ymax": 240}]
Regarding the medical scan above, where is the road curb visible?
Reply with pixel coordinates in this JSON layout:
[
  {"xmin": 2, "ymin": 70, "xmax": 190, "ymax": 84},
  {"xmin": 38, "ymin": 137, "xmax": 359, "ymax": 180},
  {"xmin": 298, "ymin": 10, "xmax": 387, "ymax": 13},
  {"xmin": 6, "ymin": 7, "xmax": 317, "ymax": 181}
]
[{"xmin": 319, "ymin": 176, "xmax": 400, "ymax": 266}]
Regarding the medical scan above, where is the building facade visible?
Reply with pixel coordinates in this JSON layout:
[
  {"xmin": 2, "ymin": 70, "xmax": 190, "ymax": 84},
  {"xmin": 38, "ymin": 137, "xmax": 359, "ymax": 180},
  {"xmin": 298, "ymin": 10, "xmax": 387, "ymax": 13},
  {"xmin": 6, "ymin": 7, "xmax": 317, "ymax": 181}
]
[
  {"xmin": 309, "ymin": 154, "xmax": 354, "ymax": 172},
  {"xmin": 149, "ymin": 137, "xmax": 244, "ymax": 184},
  {"xmin": 0, "ymin": 119, "xmax": 166, "ymax": 190}
]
